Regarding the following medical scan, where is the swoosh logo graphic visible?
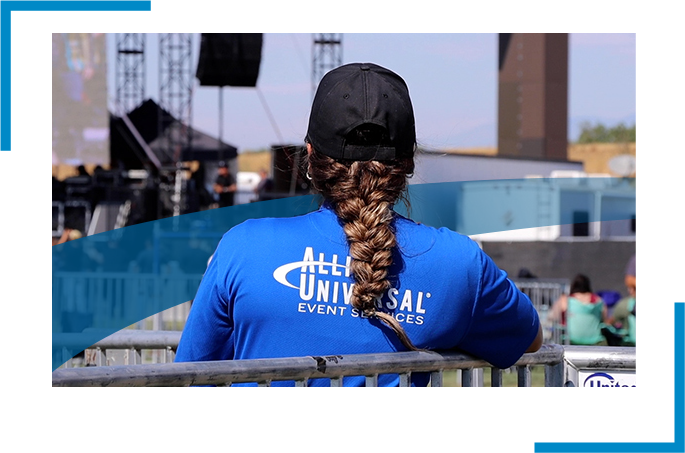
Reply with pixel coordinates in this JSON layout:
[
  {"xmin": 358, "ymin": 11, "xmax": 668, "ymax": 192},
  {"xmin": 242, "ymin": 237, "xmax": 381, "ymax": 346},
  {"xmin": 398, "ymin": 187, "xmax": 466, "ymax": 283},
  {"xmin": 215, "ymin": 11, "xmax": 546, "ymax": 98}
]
[{"xmin": 273, "ymin": 260, "xmax": 349, "ymax": 289}]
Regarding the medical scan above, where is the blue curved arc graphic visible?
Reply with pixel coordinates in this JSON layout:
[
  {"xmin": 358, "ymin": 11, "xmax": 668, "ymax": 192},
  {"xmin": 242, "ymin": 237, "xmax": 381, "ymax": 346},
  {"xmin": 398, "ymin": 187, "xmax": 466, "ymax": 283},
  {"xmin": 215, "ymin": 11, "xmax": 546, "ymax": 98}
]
[{"xmin": 52, "ymin": 178, "xmax": 635, "ymax": 371}]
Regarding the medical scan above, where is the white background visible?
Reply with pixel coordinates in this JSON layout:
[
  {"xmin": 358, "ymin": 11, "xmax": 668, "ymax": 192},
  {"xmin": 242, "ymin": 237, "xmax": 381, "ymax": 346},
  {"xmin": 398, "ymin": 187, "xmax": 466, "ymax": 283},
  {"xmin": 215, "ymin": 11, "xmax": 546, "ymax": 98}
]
[{"xmin": 0, "ymin": 1, "xmax": 678, "ymax": 452}]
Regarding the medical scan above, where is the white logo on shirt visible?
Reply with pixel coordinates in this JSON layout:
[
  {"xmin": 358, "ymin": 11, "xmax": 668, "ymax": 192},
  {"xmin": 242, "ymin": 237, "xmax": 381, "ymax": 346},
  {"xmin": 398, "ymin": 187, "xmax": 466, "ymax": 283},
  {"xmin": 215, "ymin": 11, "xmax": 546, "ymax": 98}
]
[{"xmin": 272, "ymin": 247, "xmax": 429, "ymax": 325}]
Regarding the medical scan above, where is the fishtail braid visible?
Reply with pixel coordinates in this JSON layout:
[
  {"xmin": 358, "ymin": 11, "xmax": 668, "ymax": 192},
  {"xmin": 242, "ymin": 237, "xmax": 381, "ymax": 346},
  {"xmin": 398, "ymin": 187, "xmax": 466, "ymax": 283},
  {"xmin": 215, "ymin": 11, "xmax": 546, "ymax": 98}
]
[{"xmin": 307, "ymin": 149, "xmax": 419, "ymax": 351}]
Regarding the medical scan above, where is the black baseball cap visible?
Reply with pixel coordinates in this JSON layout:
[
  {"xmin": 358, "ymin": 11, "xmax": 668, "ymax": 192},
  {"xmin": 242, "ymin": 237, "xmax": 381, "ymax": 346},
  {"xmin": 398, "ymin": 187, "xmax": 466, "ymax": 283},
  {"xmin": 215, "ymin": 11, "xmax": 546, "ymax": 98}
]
[{"xmin": 306, "ymin": 63, "xmax": 416, "ymax": 161}]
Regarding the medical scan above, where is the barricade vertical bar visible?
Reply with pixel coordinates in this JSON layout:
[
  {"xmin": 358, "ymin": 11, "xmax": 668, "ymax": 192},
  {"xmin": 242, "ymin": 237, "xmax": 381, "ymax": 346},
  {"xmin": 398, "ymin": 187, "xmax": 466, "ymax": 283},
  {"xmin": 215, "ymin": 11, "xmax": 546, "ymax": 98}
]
[
  {"xmin": 463, "ymin": 368, "xmax": 484, "ymax": 387},
  {"xmin": 430, "ymin": 370, "xmax": 443, "ymax": 387},
  {"xmin": 544, "ymin": 362, "xmax": 564, "ymax": 387},
  {"xmin": 165, "ymin": 346, "xmax": 175, "ymax": 363},
  {"xmin": 128, "ymin": 348, "xmax": 141, "ymax": 365},
  {"xmin": 399, "ymin": 372, "xmax": 411, "ymax": 387},
  {"xmin": 462, "ymin": 369, "xmax": 474, "ymax": 387},
  {"xmin": 365, "ymin": 375, "xmax": 378, "ymax": 387},
  {"xmin": 491, "ymin": 368, "xmax": 503, "ymax": 387},
  {"xmin": 563, "ymin": 358, "xmax": 579, "ymax": 387},
  {"xmin": 517, "ymin": 365, "xmax": 531, "ymax": 387},
  {"xmin": 330, "ymin": 377, "xmax": 343, "ymax": 387},
  {"xmin": 95, "ymin": 347, "xmax": 106, "ymax": 366},
  {"xmin": 294, "ymin": 379, "xmax": 307, "ymax": 387}
]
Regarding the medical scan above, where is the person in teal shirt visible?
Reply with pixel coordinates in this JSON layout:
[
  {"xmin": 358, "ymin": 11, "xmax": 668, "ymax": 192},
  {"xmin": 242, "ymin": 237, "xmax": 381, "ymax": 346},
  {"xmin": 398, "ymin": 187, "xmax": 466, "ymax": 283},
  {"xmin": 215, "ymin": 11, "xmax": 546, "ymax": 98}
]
[{"xmin": 550, "ymin": 274, "xmax": 608, "ymax": 345}]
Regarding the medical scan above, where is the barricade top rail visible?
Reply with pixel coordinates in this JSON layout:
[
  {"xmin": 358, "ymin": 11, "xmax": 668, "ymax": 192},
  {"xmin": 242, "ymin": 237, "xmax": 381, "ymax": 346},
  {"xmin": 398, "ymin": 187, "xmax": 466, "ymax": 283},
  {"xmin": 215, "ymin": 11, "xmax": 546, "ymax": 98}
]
[
  {"xmin": 563, "ymin": 345, "xmax": 636, "ymax": 369},
  {"xmin": 54, "ymin": 330, "xmax": 183, "ymax": 350},
  {"xmin": 52, "ymin": 344, "xmax": 566, "ymax": 387}
]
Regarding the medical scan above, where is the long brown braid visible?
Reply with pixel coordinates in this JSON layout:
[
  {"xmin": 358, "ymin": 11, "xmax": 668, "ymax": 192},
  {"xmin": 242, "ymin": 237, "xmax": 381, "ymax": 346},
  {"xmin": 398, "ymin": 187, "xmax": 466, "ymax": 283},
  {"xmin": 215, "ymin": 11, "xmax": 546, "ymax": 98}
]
[{"xmin": 306, "ymin": 131, "xmax": 420, "ymax": 351}]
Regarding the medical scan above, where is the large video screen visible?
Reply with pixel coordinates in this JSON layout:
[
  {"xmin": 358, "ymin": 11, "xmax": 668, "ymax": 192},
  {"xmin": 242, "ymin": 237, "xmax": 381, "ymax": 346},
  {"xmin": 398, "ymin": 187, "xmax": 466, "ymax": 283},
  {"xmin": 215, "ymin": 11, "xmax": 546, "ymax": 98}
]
[{"xmin": 52, "ymin": 33, "xmax": 109, "ymax": 166}]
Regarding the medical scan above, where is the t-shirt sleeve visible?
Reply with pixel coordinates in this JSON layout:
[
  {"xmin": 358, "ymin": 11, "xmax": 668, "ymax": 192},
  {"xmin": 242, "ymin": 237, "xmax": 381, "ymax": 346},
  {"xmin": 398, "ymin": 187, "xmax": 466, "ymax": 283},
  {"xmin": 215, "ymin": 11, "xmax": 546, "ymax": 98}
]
[
  {"xmin": 175, "ymin": 240, "xmax": 234, "ymax": 362},
  {"xmin": 457, "ymin": 249, "xmax": 540, "ymax": 369}
]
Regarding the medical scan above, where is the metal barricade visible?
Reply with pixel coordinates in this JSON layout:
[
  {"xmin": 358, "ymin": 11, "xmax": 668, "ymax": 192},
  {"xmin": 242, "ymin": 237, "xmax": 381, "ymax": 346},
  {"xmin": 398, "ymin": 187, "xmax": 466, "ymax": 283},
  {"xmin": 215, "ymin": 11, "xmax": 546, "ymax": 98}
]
[
  {"xmin": 513, "ymin": 279, "xmax": 569, "ymax": 310},
  {"xmin": 53, "ymin": 344, "xmax": 566, "ymax": 387},
  {"xmin": 51, "ymin": 329, "xmax": 636, "ymax": 387},
  {"xmin": 52, "ymin": 200, "xmax": 92, "ymax": 236},
  {"xmin": 55, "ymin": 330, "xmax": 182, "ymax": 368},
  {"xmin": 563, "ymin": 346, "xmax": 636, "ymax": 387},
  {"xmin": 53, "ymin": 272, "xmax": 200, "ymax": 332},
  {"xmin": 513, "ymin": 279, "xmax": 570, "ymax": 345}
]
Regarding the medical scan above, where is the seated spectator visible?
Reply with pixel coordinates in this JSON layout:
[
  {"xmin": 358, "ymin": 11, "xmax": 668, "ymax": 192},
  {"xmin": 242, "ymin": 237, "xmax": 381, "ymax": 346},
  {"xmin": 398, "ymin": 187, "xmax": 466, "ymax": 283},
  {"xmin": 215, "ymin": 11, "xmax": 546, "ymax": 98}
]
[
  {"xmin": 549, "ymin": 274, "xmax": 608, "ymax": 345},
  {"xmin": 606, "ymin": 255, "xmax": 636, "ymax": 346},
  {"xmin": 607, "ymin": 295, "xmax": 636, "ymax": 346}
]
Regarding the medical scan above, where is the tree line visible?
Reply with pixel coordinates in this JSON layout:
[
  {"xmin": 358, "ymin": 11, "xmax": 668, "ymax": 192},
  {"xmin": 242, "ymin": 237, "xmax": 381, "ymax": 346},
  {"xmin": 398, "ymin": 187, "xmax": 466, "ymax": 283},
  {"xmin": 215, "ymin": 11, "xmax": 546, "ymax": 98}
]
[{"xmin": 576, "ymin": 122, "xmax": 636, "ymax": 144}]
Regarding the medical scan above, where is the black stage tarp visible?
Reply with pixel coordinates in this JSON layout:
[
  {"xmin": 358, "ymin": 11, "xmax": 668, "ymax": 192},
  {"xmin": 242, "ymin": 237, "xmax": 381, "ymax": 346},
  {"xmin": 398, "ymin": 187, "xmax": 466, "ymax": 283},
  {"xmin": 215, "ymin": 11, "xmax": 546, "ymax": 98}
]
[{"xmin": 110, "ymin": 99, "xmax": 238, "ymax": 171}]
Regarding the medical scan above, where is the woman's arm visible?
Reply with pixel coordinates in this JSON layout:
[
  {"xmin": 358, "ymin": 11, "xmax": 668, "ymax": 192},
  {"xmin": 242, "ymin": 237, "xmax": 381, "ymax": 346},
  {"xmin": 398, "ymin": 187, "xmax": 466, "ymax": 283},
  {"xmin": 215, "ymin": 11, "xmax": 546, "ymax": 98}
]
[{"xmin": 525, "ymin": 324, "xmax": 543, "ymax": 353}]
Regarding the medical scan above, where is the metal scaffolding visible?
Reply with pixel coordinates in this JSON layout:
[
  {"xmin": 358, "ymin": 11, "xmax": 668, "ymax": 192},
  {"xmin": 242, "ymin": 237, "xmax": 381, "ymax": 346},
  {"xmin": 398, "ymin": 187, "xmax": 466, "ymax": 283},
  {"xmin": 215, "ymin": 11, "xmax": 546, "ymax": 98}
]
[
  {"xmin": 312, "ymin": 34, "xmax": 342, "ymax": 98},
  {"xmin": 158, "ymin": 33, "xmax": 193, "ymax": 163},
  {"xmin": 158, "ymin": 33, "xmax": 194, "ymax": 217},
  {"xmin": 115, "ymin": 34, "xmax": 146, "ymax": 115}
]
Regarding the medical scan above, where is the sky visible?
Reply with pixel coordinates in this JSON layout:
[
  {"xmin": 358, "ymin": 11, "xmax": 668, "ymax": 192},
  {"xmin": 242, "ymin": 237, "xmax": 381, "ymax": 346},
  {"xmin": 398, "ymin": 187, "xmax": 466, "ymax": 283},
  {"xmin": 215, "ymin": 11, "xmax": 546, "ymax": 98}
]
[{"xmin": 106, "ymin": 33, "xmax": 636, "ymax": 152}]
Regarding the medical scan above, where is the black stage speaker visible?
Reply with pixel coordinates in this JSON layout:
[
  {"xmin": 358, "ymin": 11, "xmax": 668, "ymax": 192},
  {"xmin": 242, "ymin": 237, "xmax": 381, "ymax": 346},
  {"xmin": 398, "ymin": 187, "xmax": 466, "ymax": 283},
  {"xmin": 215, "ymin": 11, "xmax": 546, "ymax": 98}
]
[{"xmin": 196, "ymin": 33, "xmax": 263, "ymax": 87}]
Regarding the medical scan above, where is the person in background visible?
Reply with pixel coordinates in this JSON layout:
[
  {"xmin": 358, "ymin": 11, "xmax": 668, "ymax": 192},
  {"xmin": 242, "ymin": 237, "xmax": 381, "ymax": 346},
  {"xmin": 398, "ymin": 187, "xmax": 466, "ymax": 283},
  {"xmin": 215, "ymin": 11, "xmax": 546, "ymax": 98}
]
[
  {"xmin": 213, "ymin": 162, "xmax": 237, "ymax": 208},
  {"xmin": 550, "ymin": 273, "xmax": 608, "ymax": 345},
  {"xmin": 253, "ymin": 168, "xmax": 274, "ymax": 202},
  {"xmin": 187, "ymin": 163, "xmax": 212, "ymax": 212},
  {"xmin": 624, "ymin": 254, "xmax": 636, "ymax": 300},
  {"xmin": 56, "ymin": 228, "xmax": 83, "ymax": 245},
  {"xmin": 606, "ymin": 255, "xmax": 636, "ymax": 345}
]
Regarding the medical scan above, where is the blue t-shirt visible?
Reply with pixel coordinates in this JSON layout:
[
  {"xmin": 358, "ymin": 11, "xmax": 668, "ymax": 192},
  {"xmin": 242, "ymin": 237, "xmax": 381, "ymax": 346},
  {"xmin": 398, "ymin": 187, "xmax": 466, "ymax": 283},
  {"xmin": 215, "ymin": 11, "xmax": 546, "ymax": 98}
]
[{"xmin": 175, "ymin": 204, "xmax": 540, "ymax": 385}]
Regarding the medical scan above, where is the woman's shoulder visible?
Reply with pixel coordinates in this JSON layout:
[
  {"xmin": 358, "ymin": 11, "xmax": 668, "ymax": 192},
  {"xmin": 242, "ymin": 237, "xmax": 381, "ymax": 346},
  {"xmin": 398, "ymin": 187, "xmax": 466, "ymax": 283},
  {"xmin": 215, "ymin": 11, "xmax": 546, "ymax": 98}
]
[
  {"xmin": 394, "ymin": 214, "xmax": 482, "ymax": 258},
  {"xmin": 217, "ymin": 213, "xmax": 315, "ymax": 248},
  {"xmin": 569, "ymin": 292, "xmax": 603, "ymax": 305},
  {"xmin": 233, "ymin": 210, "xmax": 317, "ymax": 230}
]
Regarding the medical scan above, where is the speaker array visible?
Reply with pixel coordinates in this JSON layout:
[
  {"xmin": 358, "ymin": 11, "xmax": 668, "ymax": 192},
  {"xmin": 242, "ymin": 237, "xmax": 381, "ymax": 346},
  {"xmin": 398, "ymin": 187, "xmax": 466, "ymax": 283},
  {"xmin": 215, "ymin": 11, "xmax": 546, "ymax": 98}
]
[{"xmin": 196, "ymin": 33, "xmax": 263, "ymax": 87}]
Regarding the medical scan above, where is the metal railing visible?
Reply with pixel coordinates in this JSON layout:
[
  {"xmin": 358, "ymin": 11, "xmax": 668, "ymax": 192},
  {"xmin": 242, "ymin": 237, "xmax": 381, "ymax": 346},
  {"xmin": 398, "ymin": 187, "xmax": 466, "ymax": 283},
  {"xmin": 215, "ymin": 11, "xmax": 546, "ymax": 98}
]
[
  {"xmin": 513, "ymin": 279, "xmax": 570, "ymax": 345},
  {"xmin": 52, "ymin": 200, "xmax": 92, "ymax": 237},
  {"xmin": 54, "ymin": 330, "xmax": 182, "ymax": 368},
  {"xmin": 513, "ymin": 279, "xmax": 569, "ymax": 309},
  {"xmin": 53, "ymin": 272, "xmax": 200, "ymax": 331},
  {"xmin": 52, "ymin": 330, "xmax": 636, "ymax": 387},
  {"xmin": 53, "ymin": 345, "xmax": 565, "ymax": 387}
]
